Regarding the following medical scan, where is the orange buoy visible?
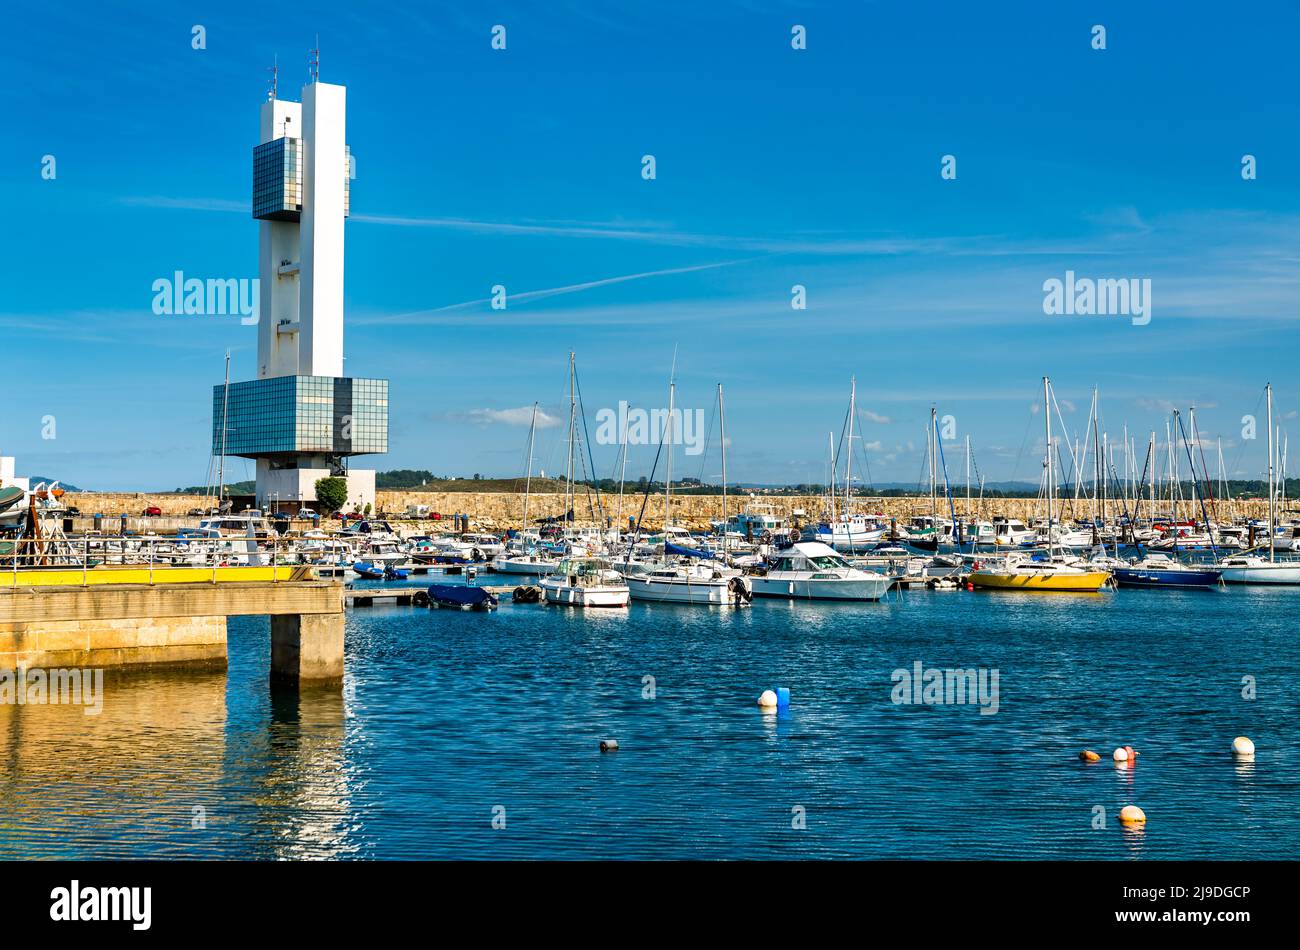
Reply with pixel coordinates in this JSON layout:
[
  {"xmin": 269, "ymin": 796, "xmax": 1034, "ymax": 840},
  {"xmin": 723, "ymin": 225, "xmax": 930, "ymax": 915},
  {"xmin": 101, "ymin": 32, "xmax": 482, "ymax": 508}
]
[
  {"xmin": 1119, "ymin": 805, "xmax": 1146, "ymax": 824},
  {"xmin": 1079, "ymin": 750, "xmax": 1101, "ymax": 762}
]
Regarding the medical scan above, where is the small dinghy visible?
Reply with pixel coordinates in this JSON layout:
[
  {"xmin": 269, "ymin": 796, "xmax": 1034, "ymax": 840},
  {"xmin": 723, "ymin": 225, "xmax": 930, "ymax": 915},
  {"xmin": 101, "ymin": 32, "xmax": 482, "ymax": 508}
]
[
  {"xmin": 383, "ymin": 565, "xmax": 409, "ymax": 580},
  {"xmin": 351, "ymin": 561, "xmax": 385, "ymax": 580},
  {"xmin": 427, "ymin": 584, "xmax": 499, "ymax": 610}
]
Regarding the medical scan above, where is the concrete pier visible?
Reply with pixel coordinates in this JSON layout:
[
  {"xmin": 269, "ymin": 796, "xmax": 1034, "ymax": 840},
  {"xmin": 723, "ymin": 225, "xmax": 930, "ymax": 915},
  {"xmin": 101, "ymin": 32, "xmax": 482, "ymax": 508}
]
[{"xmin": 0, "ymin": 575, "xmax": 345, "ymax": 689}]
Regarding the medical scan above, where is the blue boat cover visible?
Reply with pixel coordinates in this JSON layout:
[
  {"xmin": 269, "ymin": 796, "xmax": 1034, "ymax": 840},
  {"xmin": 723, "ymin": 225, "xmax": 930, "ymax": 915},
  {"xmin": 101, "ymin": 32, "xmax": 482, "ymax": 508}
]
[
  {"xmin": 427, "ymin": 584, "xmax": 497, "ymax": 607},
  {"xmin": 665, "ymin": 541, "xmax": 712, "ymax": 559}
]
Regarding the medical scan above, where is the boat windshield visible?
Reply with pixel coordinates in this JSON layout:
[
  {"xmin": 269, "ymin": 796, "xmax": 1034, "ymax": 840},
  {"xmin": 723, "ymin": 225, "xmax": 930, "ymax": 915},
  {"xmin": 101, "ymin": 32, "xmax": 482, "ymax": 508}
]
[{"xmin": 809, "ymin": 555, "xmax": 848, "ymax": 569}]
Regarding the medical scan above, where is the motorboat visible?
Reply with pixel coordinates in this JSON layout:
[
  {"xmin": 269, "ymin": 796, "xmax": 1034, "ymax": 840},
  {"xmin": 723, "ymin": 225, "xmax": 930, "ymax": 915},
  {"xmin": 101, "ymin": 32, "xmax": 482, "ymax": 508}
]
[
  {"xmin": 427, "ymin": 584, "xmax": 498, "ymax": 610},
  {"xmin": 748, "ymin": 541, "xmax": 891, "ymax": 601},
  {"xmin": 625, "ymin": 565, "xmax": 751, "ymax": 605},
  {"xmin": 540, "ymin": 557, "xmax": 630, "ymax": 607}
]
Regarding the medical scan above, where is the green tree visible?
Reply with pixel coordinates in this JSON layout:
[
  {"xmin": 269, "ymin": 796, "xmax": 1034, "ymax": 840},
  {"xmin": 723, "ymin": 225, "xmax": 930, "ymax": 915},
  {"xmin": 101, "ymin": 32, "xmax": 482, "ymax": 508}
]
[{"xmin": 314, "ymin": 477, "xmax": 349, "ymax": 513}]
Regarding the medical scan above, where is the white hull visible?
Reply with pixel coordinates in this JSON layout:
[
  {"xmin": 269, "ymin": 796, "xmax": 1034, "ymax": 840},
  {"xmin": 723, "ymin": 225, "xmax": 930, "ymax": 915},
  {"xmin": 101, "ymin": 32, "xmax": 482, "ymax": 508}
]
[
  {"xmin": 625, "ymin": 575, "xmax": 748, "ymax": 605},
  {"xmin": 1219, "ymin": 562, "xmax": 1300, "ymax": 585},
  {"xmin": 750, "ymin": 574, "xmax": 890, "ymax": 601},
  {"xmin": 493, "ymin": 556, "xmax": 559, "ymax": 575},
  {"xmin": 541, "ymin": 582, "xmax": 629, "ymax": 607}
]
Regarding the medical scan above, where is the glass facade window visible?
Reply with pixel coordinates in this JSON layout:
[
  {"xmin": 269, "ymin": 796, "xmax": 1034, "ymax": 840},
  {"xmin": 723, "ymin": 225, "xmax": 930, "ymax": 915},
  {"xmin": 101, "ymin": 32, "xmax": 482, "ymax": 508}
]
[
  {"xmin": 252, "ymin": 137, "xmax": 303, "ymax": 221},
  {"xmin": 213, "ymin": 376, "xmax": 388, "ymax": 457},
  {"xmin": 252, "ymin": 137, "xmax": 351, "ymax": 221}
]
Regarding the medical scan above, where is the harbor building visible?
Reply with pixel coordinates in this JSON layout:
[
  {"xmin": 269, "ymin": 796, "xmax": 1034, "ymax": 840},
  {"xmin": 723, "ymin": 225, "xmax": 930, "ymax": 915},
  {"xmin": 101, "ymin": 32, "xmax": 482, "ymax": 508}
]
[{"xmin": 213, "ymin": 73, "xmax": 387, "ymax": 513}]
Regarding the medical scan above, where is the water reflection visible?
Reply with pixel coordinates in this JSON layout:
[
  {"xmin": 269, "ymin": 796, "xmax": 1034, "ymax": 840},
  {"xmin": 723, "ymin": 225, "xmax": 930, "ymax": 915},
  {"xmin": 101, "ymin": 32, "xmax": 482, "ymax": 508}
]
[{"xmin": 0, "ymin": 667, "xmax": 227, "ymax": 859}]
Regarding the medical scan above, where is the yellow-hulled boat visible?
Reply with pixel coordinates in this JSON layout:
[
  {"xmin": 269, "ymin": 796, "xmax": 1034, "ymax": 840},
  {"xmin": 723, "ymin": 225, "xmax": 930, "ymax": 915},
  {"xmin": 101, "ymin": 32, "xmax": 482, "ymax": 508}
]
[{"xmin": 969, "ymin": 560, "xmax": 1111, "ymax": 592}]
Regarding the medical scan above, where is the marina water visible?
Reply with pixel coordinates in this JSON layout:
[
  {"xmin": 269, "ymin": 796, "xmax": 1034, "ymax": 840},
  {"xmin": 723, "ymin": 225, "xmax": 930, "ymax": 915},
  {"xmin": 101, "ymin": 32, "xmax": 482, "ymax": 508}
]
[{"xmin": 1, "ymin": 581, "xmax": 1295, "ymax": 859}]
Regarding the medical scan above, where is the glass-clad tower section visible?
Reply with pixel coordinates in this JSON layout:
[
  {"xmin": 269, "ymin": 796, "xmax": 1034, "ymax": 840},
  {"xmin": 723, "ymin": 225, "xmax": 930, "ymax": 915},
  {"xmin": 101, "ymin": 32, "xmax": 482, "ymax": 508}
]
[{"xmin": 213, "ymin": 377, "xmax": 388, "ymax": 458}]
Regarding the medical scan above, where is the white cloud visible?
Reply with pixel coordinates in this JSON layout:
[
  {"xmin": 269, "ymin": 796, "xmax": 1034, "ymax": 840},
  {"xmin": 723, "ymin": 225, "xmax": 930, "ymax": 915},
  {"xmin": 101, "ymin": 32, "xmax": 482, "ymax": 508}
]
[
  {"xmin": 467, "ymin": 407, "xmax": 562, "ymax": 428},
  {"xmin": 861, "ymin": 410, "xmax": 891, "ymax": 424}
]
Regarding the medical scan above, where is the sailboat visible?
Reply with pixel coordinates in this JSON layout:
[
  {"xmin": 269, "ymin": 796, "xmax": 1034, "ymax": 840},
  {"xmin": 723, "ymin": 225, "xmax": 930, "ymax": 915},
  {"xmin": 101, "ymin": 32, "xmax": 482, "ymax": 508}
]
[
  {"xmin": 970, "ymin": 377, "xmax": 1111, "ymax": 592},
  {"xmin": 1218, "ymin": 383, "xmax": 1300, "ymax": 584},
  {"xmin": 1112, "ymin": 409, "xmax": 1223, "ymax": 588},
  {"xmin": 494, "ymin": 402, "xmax": 562, "ymax": 576},
  {"xmin": 624, "ymin": 379, "xmax": 752, "ymax": 606},
  {"xmin": 538, "ymin": 354, "xmax": 629, "ymax": 607},
  {"xmin": 813, "ymin": 378, "xmax": 888, "ymax": 552}
]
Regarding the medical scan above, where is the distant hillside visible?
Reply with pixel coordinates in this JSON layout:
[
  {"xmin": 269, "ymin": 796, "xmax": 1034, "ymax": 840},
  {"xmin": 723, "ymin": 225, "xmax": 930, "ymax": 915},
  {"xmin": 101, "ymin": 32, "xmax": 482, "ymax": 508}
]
[{"xmin": 28, "ymin": 476, "xmax": 82, "ymax": 491}]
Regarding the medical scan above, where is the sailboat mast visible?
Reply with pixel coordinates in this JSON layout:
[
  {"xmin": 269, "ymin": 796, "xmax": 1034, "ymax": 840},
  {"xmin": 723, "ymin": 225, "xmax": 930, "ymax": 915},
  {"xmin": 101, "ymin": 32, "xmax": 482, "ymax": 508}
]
[
  {"xmin": 845, "ymin": 377, "xmax": 855, "ymax": 511},
  {"xmin": 566, "ymin": 351, "xmax": 575, "ymax": 531},
  {"xmin": 1043, "ymin": 377, "xmax": 1053, "ymax": 552},
  {"xmin": 930, "ymin": 406, "xmax": 938, "ymax": 528},
  {"xmin": 965, "ymin": 434, "xmax": 971, "ymax": 514},
  {"xmin": 718, "ymin": 383, "xmax": 728, "ymax": 558},
  {"xmin": 665, "ymin": 379, "xmax": 675, "ymax": 532},
  {"xmin": 523, "ymin": 402, "xmax": 537, "ymax": 535},
  {"xmin": 616, "ymin": 410, "xmax": 628, "ymax": 542},
  {"xmin": 1267, "ymin": 382, "xmax": 1275, "ymax": 562},
  {"xmin": 218, "ymin": 349, "xmax": 230, "ymax": 506}
]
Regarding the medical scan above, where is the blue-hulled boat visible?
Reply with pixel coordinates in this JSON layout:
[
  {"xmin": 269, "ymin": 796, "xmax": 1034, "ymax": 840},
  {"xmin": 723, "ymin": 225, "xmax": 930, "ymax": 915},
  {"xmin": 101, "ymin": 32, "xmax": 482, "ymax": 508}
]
[
  {"xmin": 427, "ymin": 584, "xmax": 498, "ymax": 610},
  {"xmin": 1111, "ymin": 554, "xmax": 1222, "ymax": 589},
  {"xmin": 352, "ymin": 561, "xmax": 385, "ymax": 579},
  {"xmin": 383, "ymin": 565, "xmax": 409, "ymax": 580}
]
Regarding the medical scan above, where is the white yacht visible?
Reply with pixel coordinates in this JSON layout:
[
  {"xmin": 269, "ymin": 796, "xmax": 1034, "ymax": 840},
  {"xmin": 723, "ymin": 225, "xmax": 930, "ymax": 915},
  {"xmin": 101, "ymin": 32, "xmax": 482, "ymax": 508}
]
[
  {"xmin": 625, "ymin": 563, "xmax": 751, "ymax": 606},
  {"xmin": 748, "ymin": 541, "xmax": 891, "ymax": 601},
  {"xmin": 541, "ymin": 557, "xmax": 630, "ymax": 607}
]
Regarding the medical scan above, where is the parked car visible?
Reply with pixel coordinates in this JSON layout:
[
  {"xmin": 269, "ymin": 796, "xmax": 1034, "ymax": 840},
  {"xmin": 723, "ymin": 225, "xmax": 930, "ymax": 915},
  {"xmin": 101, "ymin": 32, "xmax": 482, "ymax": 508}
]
[
  {"xmin": 142, "ymin": 506, "xmax": 162, "ymax": 517},
  {"xmin": 64, "ymin": 506, "xmax": 81, "ymax": 516},
  {"xmin": 186, "ymin": 507, "xmax": 206, "ymax": 516}
]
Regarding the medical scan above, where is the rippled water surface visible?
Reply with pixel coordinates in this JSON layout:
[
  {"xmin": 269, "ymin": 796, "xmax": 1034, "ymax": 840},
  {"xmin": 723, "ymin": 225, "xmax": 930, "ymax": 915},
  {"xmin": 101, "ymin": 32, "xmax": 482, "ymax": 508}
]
[{"xmin": 2, "ymin": 580, "xmax": 1297, "ymax": 859}]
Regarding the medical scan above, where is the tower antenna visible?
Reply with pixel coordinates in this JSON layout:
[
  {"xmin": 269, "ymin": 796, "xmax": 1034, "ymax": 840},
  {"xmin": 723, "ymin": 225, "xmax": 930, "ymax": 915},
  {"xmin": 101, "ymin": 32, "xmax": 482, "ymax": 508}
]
[
  {"xmin": 267, "ymin": 54, "xmax": 278, "ymax": 101},
  {"xmin": 309, "ymin": 35, "xmax": 320, "ymax": 82}
]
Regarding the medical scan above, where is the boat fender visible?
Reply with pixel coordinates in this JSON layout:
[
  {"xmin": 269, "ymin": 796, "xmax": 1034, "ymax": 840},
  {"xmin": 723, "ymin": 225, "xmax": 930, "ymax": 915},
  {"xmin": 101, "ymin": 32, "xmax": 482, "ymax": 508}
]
[
  {"xmin": 1079, "ymin": 750, "xmax": 1101, "ymax": 762},
  {"xmin": 1232, "ymin": 736, "xmax": 1255, "ymax": 756},
  {"xmin": 1119, "ymin": 805, "xmax": 1146, "ymax": 824}
]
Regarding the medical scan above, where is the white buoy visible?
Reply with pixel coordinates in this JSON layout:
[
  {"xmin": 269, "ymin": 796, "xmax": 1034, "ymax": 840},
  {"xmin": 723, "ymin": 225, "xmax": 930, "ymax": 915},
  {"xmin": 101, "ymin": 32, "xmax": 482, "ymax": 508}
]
[
  {"xmin": 599, "ymin": 739, "xmax": 619, "ymax": 752},
  {"xmin": 1232, "ymin": 736, "xmax": 1255, "ymax": 756},
  {"xmin": 1119, "ymin": 805, "xmax": 1146, "ymax": 824},
  {"xmin": 1112, "ymin": 746, "xmax": 1128, "ymax": 762},
  {"xmin": 757, "ymin": 689, "xmax": 778, "ymax": 709}
]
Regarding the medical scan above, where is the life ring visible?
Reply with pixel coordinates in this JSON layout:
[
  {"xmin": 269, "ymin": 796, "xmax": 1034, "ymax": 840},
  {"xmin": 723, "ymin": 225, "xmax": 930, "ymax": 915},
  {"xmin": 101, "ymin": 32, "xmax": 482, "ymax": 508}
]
[
  {"xmin": 789, "ymin": 528, "xmax": 802, "ymax": 544},
  {"xmin": 760, "ymin": 530, "xmax": 773, "ymax": 544}
]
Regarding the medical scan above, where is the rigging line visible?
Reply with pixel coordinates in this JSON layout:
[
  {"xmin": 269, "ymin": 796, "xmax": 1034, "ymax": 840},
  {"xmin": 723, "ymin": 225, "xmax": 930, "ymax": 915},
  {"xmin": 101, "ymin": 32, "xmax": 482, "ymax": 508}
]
[
  {"xmin": 571, "ymin": 362, "xmax": 605, "ymax": 525},
  {"xmin": 624, "ymin": 412, "xmax": 672, "ymax": 568},
  {"xmin": 695, "ymin": 391, "xmax": 719, "ymax": 486},
  {"xmin": 1008, "ymin": 386, "xmax": 1038, "ymax": 486},
  {"xmin": 1175, "ymin": 411, "xmax": 1219, "ymax": 560},
  {"xmin": 855, "ymin": 409, "xmax": 875, "ymax": 492}
]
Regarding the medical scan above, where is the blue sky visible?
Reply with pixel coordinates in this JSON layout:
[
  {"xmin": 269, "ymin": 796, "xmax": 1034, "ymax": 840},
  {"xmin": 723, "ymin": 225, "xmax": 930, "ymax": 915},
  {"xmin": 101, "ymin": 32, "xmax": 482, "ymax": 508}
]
[{"xmin": 2, "ymin": 0, "xmax": 1298, "ymax": 491}]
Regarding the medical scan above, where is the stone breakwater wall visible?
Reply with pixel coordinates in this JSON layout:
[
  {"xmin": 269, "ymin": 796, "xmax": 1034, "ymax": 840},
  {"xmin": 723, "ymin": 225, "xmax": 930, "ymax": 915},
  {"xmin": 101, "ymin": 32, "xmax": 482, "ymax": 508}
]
[{"xmin": 61, "ymin": 490, "xmax": 1268, "ymax": 531}]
